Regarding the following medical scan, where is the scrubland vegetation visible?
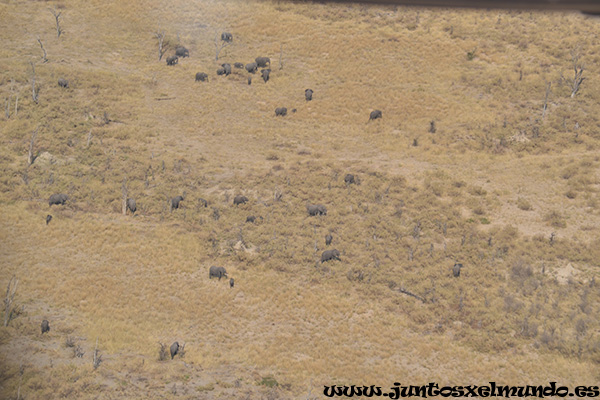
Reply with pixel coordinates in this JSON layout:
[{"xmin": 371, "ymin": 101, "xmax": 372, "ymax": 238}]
[{"xmin": 1, "ymin": 0, "xmax": 599, "ymax": 398}]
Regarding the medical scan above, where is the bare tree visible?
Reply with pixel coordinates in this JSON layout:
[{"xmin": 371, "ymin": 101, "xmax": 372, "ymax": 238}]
[
  {"xmin": 121, "ymin": 178, "xmax": 127, "ymax": 215},
  {"xmin": 542, "ymin": 81, "xmax": 551, "ymax": 119},
  {"xmin": 30, "ymin": 62, "xmax": 38, "ymax": 104},
  {"xmin": 93, "ymin": 337, "xmax": 102, "ymax": 369},
  {"xmin": 86, "ymin": 129, "xmax": 93, "ymax": 148},
  {"xmin": 561, "ymin": 49, "xmax": 585, "ymax": 98},
  {"xmin": 28, "ymin": 128, "xmax": 38, "ymax": 166},
  {"xmin": 279, "ymin": 43, "xmax": 284, "ymax": 70},
  {"xmin": 3, "ymin": 276, "xmax": 18, "ymax": 327},
  {"xmin": 214, "ymin": 32, "xmax": 232, "ymax": 61},
  {"xmin": 154, "ymin": 30, "xmax": 167, "ymax": 61},
  {"xmin": 37, "ymin": 36, "xmax": 48, "ymax": 63},
  {"xmin": 50, "ymin": 7, "xmax": 63, "ymax": 38}
]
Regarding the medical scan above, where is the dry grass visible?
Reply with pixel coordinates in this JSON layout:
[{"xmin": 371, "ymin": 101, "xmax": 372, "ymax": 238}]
[{"xmin": 1, "ymin": 0, "xmax": 600, "ymax": 398}]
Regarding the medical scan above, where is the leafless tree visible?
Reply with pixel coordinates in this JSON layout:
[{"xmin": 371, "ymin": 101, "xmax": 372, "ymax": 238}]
[
  {"xmin": 30, "ymin": 62, "xmax": 38, "ymax": 104},
  {"xmin": 28, "ymin": 128, "xmax": 38, "ymax": 166},
  {"xmin": 121, "ymin": 178, "xmax": 128, "ymax": 215},
  {"xmin": 279, "ymin": 43, "xmax": 284, "ymax": 70},
  {"xmin": 3, "ymin": 276, "xmax": 18, "ymax": 327},
  {"xmin": 93, "ymin": 337, "xmax": 102, "ymax": 369},
  {"xmin": 37, "ymin": 36, "xmax": 48, "ymax": 63},
  {"xmin": 542, "ymin": 81, "xmax": 551, "ymax": 119},
  {"xmin": 158, "ymin": 342, "xmax": 168, "ymax": 361},
  {"xmin": 86, "ymin": 129, "xmax": 93, "ymax": 148},
  {"xmin": 214, "ymin": 32, "xmax": 232, "ymax": 61},
  {"xmin": 561, "ymin": 49, "xmax": 585, "ymax": 98},
  {"xmin": 154, "ymin": 30, "xmax": 168, "ymax": 61},
  {"xmin": 50, "ymin": 7, "xmax": 63, "ymax": 38}
]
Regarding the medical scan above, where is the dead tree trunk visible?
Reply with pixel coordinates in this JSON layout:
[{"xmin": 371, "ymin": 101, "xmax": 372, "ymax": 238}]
[
  {"xmin": 37, "ymin": 36, "xmax": 48, "ymax": 63},
  {"xmin": 214, "ymin": 32, "xmax": 231, "ymax": 61},
  {"xmin": 30, "ymin": 62, "xmax": 38, "ymax": 104},
  {"xmin": 561, "ymin": 50, "xmax": 585, "ymax": 98},
  {"xmin": 3, "ymin": 276, "xmax": 18, "ymax": 327},
  {"xmin": 542, "ymin": 81, "xmax": 551, "ymax": 119},
  {"xmin": 279, "ymin": 43, "xmax": 284, "ymax": 70},
  {"xmin": 28, "ymin": 128, "xmax": 38, "ymax": 166},
  {"xmin": 154, "ymin": 30, "xmax": 167, "ymax": 61},
  {"xmin": 121, "ymin": 178, "xmax": 127, "ymax": 215},
  {"xmin": 50, "ymin": 7, "xmax": 63, "ymax": 38}
]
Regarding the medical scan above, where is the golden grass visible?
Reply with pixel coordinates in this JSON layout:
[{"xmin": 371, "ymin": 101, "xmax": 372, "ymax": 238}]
[{"xmin": 1, "ymin": 0, "xmax": 600, "ymax": 398}]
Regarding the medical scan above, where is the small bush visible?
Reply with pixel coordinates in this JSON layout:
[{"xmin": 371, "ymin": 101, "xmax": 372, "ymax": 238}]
[{"xmin": 517, "ymin": 197, "xmax": 532, "ymax": 211}]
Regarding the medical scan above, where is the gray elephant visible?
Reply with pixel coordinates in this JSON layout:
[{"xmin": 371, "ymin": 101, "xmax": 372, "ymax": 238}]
[
  {"xmin": 166, "ymin": 56, "xmax": 178, "ymax": 66},
  {"xmin": 369, "ymin": 110, "xmax": 382, "ymax": 121},
  {"xmin": 245, "ymin": 62, "xmax": 258, "ymax": 73},
  {"xmin": 234, "ymin": 62, "xmax": 244, "ymax": 69},
  {"xmin": 195, "ymin": 72, "xmax": 208, "ymax": 82},
  {"xmin": 175, "ymin": 46, "xmax": 189, "ymax": 58},
  {"xmin": 170, "ymin": 342, "xmax": 180, "ymax": 359},
  {"xmin": 248, "ymin": 77, "xmax": 252, "ymax": 85},
  {"xmin": 221, "ymin": 63, "xmax": 232, "ymax": 76},
  {"xmin": 230, "ymin": 278, "xmax": 234, "ymax": 288},
  {"xmin": 209, "ymin": 265, "xmax": 228, "ymax": 280},
  {"xmin": 217, "ymin": 67, "xmax": 226, "ymax": 75},
  {"xmin": 41, "ymin": 319, "xmax": 50, "ymax": 334},
  {"xmin": 126, "ymin": 198, "xmax": 136, "ymax": 214},
  {"xmin": 344, "ymin": 174, "xmax": 356, "ymax": 185},
  {"xmin": 171, "ymin": 195, "xmax": 184, "ymax": 211},
  {"xmin": 221, "ymin": 32, "xmax": 233, "ymax": 42},
  {"xmin": 275, "ymin": 107, "xmax": 287, "ymax": 117},
  {"xmin": 325, "ymin": 234, "xmax": 333, "ymax": 246},
  {"xmin": 453, "ymin": 263, "xmax": 463, "ymax": 277},
  {"xmin": 58, "ymin": 78, "xmax": 69, "ymax": 88},
  {"xmin": 261, "ymin": 69, "xmax": 270, "ymax": 83},
  {"xmin": 255, "ymin": 57, "xmax": 270, "ymax": 68},
  {"xmin": 307, "ymin": 204, "xmax": 327, "ymax": 216},
  {"xmin": 46, "ymin": 215, "xmax": 52, "ymax": 225},
  {"xmin": 49, "ymin": 193, "xmax": 68, "ymax": 206},
  {"xmin": 321, "ymin": 249, "xmax": 341, "ymax": 263},
  {"xmin": 305, "ymin": 89, "xmax": 313, "ymax": 101},
  {"xmin": 233, "ymin": 195, "xmax": 248, "ymax": 205}
]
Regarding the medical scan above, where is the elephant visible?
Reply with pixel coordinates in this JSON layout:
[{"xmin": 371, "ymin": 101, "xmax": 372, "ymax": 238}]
[
  {"xmin": 217, "ymin": 67, "xmax": 226, "ymax": 75},
  {"xmin": 321, "ymin": 249, "xmax": 341, "ymax": 263},
  {"xmin": 305, "ymin": 89, "xmax": 313, "ymax": 101},
  {"xmin": 230, "ymin": 278, "xmax": 234, "ymax": 288},
  {"xmin": 46, "ymin": 215, "xmax": 52, "ymax": 225},
  {"xmin": 166, "ymin": 56, "xmax": 178, "ymax": 66},
  {"xmin": 233, "ymin": 195, "xmax": 248, "ymax": 205},
  {"xmin": 453, "ymin": 263, "xmax": 463, "ymax": 277},
  {"xmin": 209, "ymin": 265, "xmax": 228, "ymax": 280},
  {"xmin": 248, "ymin": 77, "xmax": 252, "ymax": 85},
  {"xmin": 171, "ymin": 195, "xmax": 184, "ymax": 211},
  {"xmin": 41, "ymin": 319, "xmax": 50, "ymax": 334},
  {"xmin": 261, "ymin": 69, "xmax": 270, "ymax": 83},
  {"xmin": 49, "ymin": 193, "xmax": 68, "ymax": 206},
  {"xmin": 234, "ymin": 62, "xmax": 244, "ymax": 69},
  {"xmin": 255, "ymin": 57, "xmax": 270, "ymax": 68},
  {"xmin": 246, "ymin": 215, "xmax": 256, "ymax": 223},
  {"xmin": 275, "ymin": 107, "xmax": 287, "ymax": 117},
  {"xmin": 325, "ymin": 234, "xmax": 333, "ymax": 246},
  {"xmin": 344, "ymin": 174, "xmax": 356, "ymax": 185},
  {"xmin": 195, "ymin": 72, "xmax": 208, "ymax": 82},
  {"xmin": 245, "ymin": 62, "xmax": 258, "ymax": 73},
  {"xmin": 369, "ymin": 110, "xmax": 382, "ymax": 121},
  {"xmin": 221, "ymin": 63, "xmax": 232, "ymax": 76},
  {"xmin": 170, "ymin": 342, "xmax": 180, "ymax": 359},
  {"xmin": 307, "ymin": 204, "xmax": 327, "ymax": 216},
  {"xmin": 126, "ymin": 198, "xmax": 136, "ymax": 214},
  {"xmin": 175, "ymin": 46, "xmax": 189, "ymax": 58},
  {"xmin": 58, "ymin": 78, "xmax": 69, "ymax": 88},
  {"xmin": 221, "ymin": 32, "xmax": 233, "ymax": 42}
]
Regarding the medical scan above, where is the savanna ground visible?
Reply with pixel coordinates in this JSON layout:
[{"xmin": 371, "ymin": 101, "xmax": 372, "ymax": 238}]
[{"xmin": 1, "ymin": 0, "xmax": 600, "ymax": 398}]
